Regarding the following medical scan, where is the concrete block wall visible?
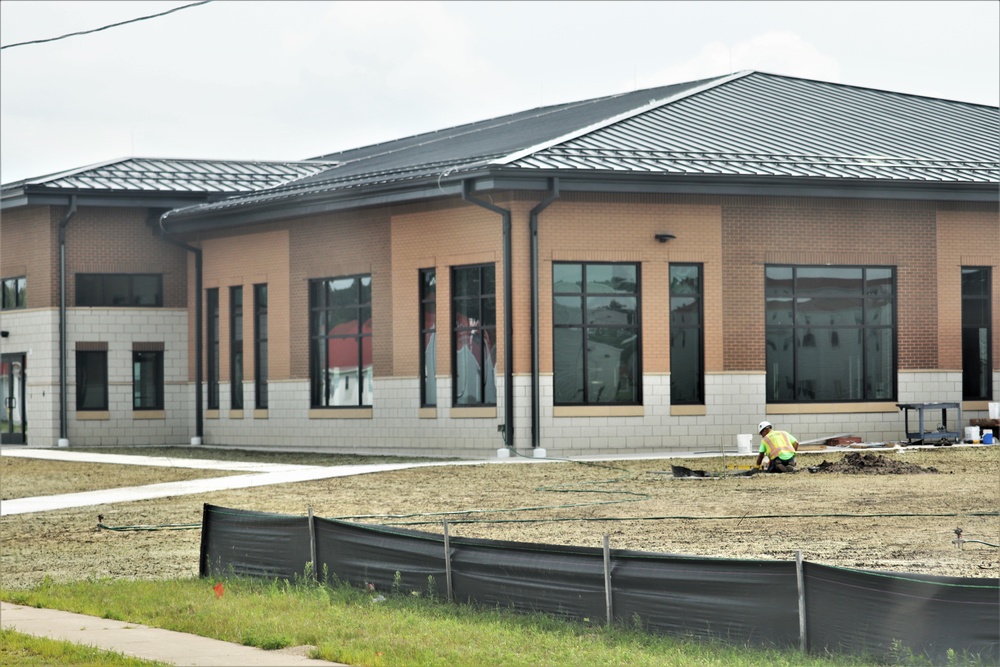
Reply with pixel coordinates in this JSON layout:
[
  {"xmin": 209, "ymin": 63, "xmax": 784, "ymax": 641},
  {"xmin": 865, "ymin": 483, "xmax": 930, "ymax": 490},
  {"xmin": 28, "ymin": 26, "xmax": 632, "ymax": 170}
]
[{"xmin": 0, "ymin": 309, "xmax": 60, "ymax": 446}]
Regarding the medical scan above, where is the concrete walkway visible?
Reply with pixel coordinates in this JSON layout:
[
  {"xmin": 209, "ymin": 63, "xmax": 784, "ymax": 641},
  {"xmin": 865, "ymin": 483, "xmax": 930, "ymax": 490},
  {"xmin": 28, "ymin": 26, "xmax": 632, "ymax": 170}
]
[{"xmin": 1, "ymin": 601, "xmax": 349, "ymax": 666}]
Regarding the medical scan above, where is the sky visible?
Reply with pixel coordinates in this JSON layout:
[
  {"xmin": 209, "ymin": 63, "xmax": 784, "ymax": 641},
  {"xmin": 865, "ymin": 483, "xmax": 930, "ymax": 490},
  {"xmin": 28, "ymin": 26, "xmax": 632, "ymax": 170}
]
[{"xmin": 1, "ymin": 0, "xmax": 997, "ymax": 185}]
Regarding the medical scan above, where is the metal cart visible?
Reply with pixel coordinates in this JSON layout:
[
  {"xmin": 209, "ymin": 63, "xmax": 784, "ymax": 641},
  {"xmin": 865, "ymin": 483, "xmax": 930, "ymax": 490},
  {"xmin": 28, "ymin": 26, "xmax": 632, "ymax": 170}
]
[{"xmin": 895, "ymin": 402, "xmax": 962, "ymax": 444}]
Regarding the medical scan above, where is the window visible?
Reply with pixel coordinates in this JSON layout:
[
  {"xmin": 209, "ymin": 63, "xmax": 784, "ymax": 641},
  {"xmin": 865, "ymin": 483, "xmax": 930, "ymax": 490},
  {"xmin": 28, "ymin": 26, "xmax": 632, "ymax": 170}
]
[
  {"xmin": 76, "ymin": 274, "xmax": 162, "ymax": 307},
  {"xmin": 452, "ymin": 265, "xmax": 496, "ymax": 407},
  {"xmin": 254, "ymin": 284, "xmax": 268, "ymax": 409},
  {"xmin": 310, "ymin": 275, "xmax": 372, "ymax": 408},
  {"xmin": 765, "ymin": 266, "xmax": 896, "ymax": 402},
  {"xmin": 133, "ymin": 349, "xmax": 164, "ymax": 410},
  {"xmin": 552, "ymin": 263, "xmax": 640, "ymax": 405},
  {"xmin": 962, "ymin": 267, "xmax": 992, "ymax": 401},
  {"xmin": 230, "ymin": 286, "xmax": 243, "ymax": 410},
  {"xmin": 206, "ymin": 289, "xmax": 220, "ymax": 410},
  {"xmin": 670, "ymin": 264, "xmax": 703, "ymax": 405},
  {"xmin": 76, "ymin": 350, "xmax": 108, "ymax": 411},
  {"xmin": 1, "ymin": 276, "xmax": 26, "ymax": 310},
  {"xmin": 420, "ymin": 269, "xmax": 436, "ymax": 406}
]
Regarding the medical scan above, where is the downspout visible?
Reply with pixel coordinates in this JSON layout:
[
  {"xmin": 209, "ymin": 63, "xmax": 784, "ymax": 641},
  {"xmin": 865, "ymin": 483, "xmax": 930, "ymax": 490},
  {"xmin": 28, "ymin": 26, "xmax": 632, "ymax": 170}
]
[
  {"xmin": 156, "ymin": 212, "xmax": 203, "ymax": 443},
  {"xmin": 461, "ymin": 182, "xmax": 514, "ymax": 449},
  {"xmin": 58, "ymin": 197, "xmax": 78, "ymax": 446},
  {"xmin": 528, "ymin": 179, "xmax": 560, "ymax": 449}
]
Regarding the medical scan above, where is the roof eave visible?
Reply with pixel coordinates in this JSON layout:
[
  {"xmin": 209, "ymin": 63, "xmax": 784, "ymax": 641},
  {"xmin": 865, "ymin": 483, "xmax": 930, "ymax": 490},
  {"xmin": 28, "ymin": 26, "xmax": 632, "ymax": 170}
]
[{"xmin": 0, "ymin": 186, "xmax": 245, "ymax": 212}]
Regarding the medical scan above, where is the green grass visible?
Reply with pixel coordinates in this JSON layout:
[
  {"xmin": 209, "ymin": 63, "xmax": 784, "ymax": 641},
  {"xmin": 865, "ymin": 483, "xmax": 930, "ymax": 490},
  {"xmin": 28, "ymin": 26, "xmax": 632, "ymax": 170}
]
[
  {"xmin": 0, "ymin": 629, "xmax": 169, "ymax": 666},
  {"xmin": 70, "ymin": 446, "xmax": 448, "ymax": 466},
  {"xmin": 2, "ymin": 577, "xmax": 884, "ymax": 667}
]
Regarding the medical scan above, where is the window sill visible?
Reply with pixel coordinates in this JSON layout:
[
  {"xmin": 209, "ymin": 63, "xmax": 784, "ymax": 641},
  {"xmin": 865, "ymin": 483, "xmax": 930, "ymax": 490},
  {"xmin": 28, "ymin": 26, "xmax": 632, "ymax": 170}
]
[
  {"xmin": 963, "ymin": 400, "xmax": 993, "ymax": 411},
  {"xmin": 767, "ymin": 402, "xmax": 898, "ymax": 414},
  {"xmin": 419, "ymin": 407, "xmax": 437, "ymax": 419},
  {"xmin": 553, "ymin": 406, "xmax": 644, "ymax": 417},
  {"xmin": 253, "ymin": 409, "xmax": 268, "ymax": 419},
  {"xmin": 229, "ymin": 410, "xmax": 244, "ymax": 420},
  {"xmin": 308, "ymin": 408, "xmax": 373, "ymax": 419},
  {"xmin": 451, "ymin": 407, "xmax": 497, "ymax": 418},
  {"xmin": 133, "ymin": 410, "xmax": 166, "ymax": 420},
  {"xmin": 76, "ymin": 411, "xmax": 110, "ymax": 421},
  {"xmin": 671, "ymin": 405, "xmax": 706, "ymax": 417},
  {"xmin": 205, "ymin": 410, "xmax": 220, "ymax": 420}
]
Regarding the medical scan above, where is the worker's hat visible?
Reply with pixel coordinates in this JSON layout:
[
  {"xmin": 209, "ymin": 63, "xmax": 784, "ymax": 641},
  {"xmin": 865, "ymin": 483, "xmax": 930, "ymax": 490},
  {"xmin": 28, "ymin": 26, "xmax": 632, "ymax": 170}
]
[{"xmin": 757, "ymin": 421, "xmax": 772, "ymax": 435}]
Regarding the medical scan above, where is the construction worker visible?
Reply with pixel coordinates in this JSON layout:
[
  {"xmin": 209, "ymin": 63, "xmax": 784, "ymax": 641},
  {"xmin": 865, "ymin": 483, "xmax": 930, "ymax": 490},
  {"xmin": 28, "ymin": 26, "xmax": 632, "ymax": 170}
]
[{"xmin": 754, "ymin": 421, "xmax": 799, "ymax": 472}]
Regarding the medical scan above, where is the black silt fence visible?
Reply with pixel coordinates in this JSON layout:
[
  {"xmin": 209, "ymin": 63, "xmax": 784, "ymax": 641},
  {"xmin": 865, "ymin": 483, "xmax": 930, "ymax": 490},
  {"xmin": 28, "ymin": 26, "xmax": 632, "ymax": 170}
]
[{"xmin": 200, "ymin": 504, "xmax": 999, "ymax": 664}]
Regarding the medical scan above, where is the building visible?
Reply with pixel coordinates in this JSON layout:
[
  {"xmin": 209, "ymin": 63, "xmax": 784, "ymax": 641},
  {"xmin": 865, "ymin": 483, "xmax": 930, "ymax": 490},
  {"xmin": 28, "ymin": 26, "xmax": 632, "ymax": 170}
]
[{"xmin": 2, "ymin": 71, "xmax": 997, "ymax": 458}]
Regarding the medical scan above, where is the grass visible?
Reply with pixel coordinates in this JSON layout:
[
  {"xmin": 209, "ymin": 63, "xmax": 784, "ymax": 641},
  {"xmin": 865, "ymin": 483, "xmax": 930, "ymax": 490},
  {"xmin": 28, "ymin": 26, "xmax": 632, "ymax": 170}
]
[
  {"xmin": 0, "ymin": 629, "xmax": 169, "ymax": 666},
  {"xmin": 1, "ymin": 577, "xmax": 886, "ymax": 667}
]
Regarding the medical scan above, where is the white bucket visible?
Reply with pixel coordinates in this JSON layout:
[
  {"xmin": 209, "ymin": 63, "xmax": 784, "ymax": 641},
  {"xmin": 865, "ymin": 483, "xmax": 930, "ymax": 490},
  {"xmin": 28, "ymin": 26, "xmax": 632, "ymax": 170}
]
[
  {"xmin": 965, "ymin": 426, "xmax": 981, "ymax": 443},
  {"xmin": 989, "ymin": 403, "xmax": 1000, "ymax": 420},
  {"xmin": 737, "ymin": 433, "xmax": 753, "ymax": 455}
]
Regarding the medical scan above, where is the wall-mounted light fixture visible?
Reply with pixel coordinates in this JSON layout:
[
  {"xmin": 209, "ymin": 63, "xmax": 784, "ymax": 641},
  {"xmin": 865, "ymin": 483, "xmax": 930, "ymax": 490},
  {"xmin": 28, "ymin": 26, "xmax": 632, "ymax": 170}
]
[
  {"xmin": 0, "ymin": 330, "xmax": 9, "ymax": 338},
  {"xmin": 654, "ymin": 233, "xmax": 676, "ymax": 243}
]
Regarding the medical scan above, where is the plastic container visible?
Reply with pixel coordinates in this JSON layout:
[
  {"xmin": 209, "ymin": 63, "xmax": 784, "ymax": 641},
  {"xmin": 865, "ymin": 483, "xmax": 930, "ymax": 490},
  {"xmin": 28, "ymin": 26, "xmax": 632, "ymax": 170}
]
[
  {"xmin": 737, "ymin": 433, "xmax": 753, "ymax": 455},
  {"xmin": 989, "ymin": 403, "xmax": 1000, "ymax": 420},
  {"xmin": 983, "ymin": 431, "xmax": 994, "ymax": 445},
  {"xmin": 964, "ymin": 426, "xmax": 980, "ymax": 443}
]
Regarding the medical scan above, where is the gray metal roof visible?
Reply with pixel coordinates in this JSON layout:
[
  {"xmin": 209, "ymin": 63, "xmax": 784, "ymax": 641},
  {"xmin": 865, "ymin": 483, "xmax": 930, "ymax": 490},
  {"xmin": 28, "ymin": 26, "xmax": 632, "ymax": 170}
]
[
  {"xmin": 162, "ymin": 71, "xmax": 998, "ymax": 229},
  {"xmin": 1, "ymin": 157, "xmax": 335, "ymax": 209}
]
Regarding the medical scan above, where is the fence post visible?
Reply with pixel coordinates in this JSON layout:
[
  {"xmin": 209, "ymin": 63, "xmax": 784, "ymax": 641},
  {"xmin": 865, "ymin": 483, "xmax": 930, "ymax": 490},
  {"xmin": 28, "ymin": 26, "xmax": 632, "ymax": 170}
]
[
  {"xmin": 308, "ymin": 506, "xmax": 317, "ymax": 582},
  {"xmin": 443, "ymin": 520, "xmax": 453, "ymax": 602},
  {"xmin": 796, "ymin": 550, "xmax": 807, "ymax": 653},
  {"xmin": 603, "ymin": 534, "xmax": 613, "ymax": 626}
]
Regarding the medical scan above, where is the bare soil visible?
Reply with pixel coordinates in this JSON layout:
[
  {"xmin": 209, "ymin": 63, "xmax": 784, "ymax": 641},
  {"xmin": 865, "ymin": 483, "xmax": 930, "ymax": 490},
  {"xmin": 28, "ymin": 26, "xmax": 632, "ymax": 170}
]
[{"xmin": 1, "ymin": 446, "xmax": 997, "ymax": 589}]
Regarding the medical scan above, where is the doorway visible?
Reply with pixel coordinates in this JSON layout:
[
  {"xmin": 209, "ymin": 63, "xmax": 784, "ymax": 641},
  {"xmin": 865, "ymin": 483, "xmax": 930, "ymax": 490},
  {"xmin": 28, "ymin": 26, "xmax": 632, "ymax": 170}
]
[{"xmin": 1, "ymin": 353, "xmax": 26, "ymax": 444}]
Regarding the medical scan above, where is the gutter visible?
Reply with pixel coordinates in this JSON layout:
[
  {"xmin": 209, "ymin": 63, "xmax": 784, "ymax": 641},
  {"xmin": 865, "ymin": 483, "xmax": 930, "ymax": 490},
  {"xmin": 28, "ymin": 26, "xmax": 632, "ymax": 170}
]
[
  {"xmin": 528, "ymin": 179, "xmax": 560, "ymax": 449},
  {"xmin": 156, "ymin": 212, "xmax": 204, "ymax": 443},
  {"xmin": 461, "ymin": 181, "xmax": 514, "ymax": 449},
  {"xmin": 58, "ymin": 197, "xmax": 78, "ymax": 446}
]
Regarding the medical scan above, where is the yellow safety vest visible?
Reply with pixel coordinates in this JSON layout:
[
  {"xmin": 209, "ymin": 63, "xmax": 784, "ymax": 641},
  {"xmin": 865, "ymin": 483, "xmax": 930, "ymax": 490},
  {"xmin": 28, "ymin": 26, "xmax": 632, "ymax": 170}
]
[{"xmin": 761, "ymin": 431, "xmax": 797, "ymax": 460}]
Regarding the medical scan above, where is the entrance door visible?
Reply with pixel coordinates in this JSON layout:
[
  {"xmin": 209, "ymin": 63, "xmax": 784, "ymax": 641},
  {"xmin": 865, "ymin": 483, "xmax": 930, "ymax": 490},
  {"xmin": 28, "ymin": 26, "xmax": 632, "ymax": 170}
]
[{"xmin": 1, "ymin": 353, "xmax": 26, "ymax": 445}]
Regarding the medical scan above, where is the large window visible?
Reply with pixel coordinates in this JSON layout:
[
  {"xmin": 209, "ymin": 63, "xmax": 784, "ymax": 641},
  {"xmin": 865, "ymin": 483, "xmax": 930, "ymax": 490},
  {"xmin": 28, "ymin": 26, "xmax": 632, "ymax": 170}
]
[
  {"xmin": 420, "ymin": 269, "xmax": 436, "ymax": 407},
  {"xmin": 230, "ymin": 286, "xmax": 243, "ymax": 410},
  {"xmin": 765, "ymin": 266, "xmax": 895, "ymax": 402},
  {"xmin": 133, "ymin": 348, "xmax": 164, "ymax": 410},
  {"xmin": 310, "ymin": 275, "xmax": 372, "ymax": 408},
  {"xmin": 206, "ymin": 288, "xmax": 220, "ymax": 410},
  {"xmin": 552, "ymin": 263, "xmax": 640, "ymax": 405},
  {"xmin": 254, "ymin": 284, "xmax": 268, "ymax": 410},
  {"xmin": 77, "ymin": 274, "xmax": 162, "ymax": 307},
  {"xmin": 76, "ymin": 349, "xmax": 108, "ymax": 411},
  {"xmin": 670, "ymin": 264, "xmax": 703, "ymax": 405},
  {"xmin": 452, "ymin": 264, "xmax": 496, "ymax": 406},
  {"xmin": 962, "ymin": 267, "xmax": 992, "ymax": 401},
  {"xmin": 1, "ymin": 276, "xmax": 26, "ymax": 310}
]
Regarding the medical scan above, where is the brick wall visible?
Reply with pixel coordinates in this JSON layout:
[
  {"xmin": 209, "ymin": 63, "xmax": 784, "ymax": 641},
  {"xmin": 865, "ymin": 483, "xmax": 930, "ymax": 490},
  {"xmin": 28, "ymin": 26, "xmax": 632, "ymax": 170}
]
[{"xmin": 0, "ymin": 205, "xmax": 57, "ymax": 308}]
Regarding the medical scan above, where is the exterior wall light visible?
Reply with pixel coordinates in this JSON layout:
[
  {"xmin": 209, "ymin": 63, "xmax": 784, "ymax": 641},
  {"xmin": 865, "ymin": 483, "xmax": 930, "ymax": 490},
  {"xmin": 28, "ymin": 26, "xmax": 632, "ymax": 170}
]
[{"xmin": 654, "ymin": 233, "xmax": 676, "ymax": 243}]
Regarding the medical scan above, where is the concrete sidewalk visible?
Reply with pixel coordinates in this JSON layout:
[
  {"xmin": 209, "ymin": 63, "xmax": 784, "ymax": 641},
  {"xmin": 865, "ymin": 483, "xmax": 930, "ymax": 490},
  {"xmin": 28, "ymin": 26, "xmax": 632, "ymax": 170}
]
[{"xmin": 1, "ymin": 601, "xmax": 349, "ymax": 666}]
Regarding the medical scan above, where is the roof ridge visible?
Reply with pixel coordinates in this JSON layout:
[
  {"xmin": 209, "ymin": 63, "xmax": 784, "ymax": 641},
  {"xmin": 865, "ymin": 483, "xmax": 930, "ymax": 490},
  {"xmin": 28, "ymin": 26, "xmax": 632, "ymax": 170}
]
[{"xmin": 492, "ymin": 71, "xmax": 753, "ymax": 166}]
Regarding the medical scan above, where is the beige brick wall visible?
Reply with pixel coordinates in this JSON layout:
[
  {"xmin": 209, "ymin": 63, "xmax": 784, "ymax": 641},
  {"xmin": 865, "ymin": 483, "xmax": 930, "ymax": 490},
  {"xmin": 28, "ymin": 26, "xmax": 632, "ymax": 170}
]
[
  {"xmin": 936, "ymin": 208, "xmax": 1000, "ymax": 371},
  {"xmin": 0, "ymin": 205, "xmax": 57, "ymax": 308}
]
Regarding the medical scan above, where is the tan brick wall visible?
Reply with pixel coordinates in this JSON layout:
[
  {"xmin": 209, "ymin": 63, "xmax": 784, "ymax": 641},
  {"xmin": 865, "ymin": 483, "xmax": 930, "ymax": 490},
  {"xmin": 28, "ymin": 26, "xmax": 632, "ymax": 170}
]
[
  {"xmin": 936, "ymin": 209, "xmax": 1000, "ymax": 371},
  {"xmin": 721, "ymin": 197, "xmax": 940, "ymax": 371},
  {"xmin": 63, "ymin": 207, "xmax": 188, "ymax": 308},
  {"xmin": 0, "ymin": 205, "xmax": 56, "ymax": 308},
  {"xmin": 199, "ymin": 230, "xmax": 290, "ymax": 382}
]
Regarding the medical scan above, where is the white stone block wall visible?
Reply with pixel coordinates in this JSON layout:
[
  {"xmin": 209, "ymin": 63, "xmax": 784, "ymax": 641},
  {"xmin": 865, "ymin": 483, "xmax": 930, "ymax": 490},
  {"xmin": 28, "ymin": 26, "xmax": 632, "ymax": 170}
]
[{"xmin": 0, "ymin": 309, "xmax": 60, "ymax": 446}]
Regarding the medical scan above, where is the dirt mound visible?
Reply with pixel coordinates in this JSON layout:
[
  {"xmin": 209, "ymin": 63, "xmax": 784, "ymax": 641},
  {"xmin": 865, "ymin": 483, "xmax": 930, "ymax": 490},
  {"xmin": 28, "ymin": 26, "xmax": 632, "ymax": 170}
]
[{"xmin": 808, "ymin": 452, "xmax": 939, "ymax": 475}]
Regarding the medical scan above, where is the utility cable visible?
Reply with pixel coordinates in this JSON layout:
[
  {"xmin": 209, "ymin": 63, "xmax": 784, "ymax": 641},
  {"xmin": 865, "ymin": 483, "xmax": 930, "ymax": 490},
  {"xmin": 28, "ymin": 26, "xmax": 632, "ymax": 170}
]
[{"xmin": 2, "ymin": 2, "xmax": 212, "ymax": 51}]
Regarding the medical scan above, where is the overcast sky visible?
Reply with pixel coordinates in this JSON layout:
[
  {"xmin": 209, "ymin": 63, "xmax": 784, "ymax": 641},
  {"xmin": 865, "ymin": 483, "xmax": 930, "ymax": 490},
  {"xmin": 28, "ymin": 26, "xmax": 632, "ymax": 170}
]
[{"xmin": 1, "ymin": 0, "xmax": 997, "ymax": 184}]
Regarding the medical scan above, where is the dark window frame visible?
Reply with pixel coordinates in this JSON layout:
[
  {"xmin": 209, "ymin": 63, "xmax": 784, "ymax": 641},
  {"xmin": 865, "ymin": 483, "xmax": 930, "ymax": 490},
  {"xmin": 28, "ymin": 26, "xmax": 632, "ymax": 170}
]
[
  {"xmin": 419, "ymin": 269, "xmax": 437, "ymax": 407},
  {"xmin": 132, "ymin": 350, "xmax": 164, "ymax": 410},
  {"xmin": 254, "ymin": 283, "xmax": 268, "ymax": 410},
  {"xmin": 230, "ymin": 286, "xmax": 243, "ymax": 410},
  {"xmin": 206, "ymin": 288, "xmax": 220, "ymax": 410},
  {"xmin": 961, "ymin": 266, "xmax": 993, "ymax": 401},
  {"xmin": 451, "ymin": 264, "xmax": 497, "ymax": 407},
  {"xmin": 765, "ymin": 264, "xmax": 897, "ymax": 403},
  {"xmin": 75, "ymin": 350, "xmax": 108, "ymax": 411},
  {"xmin": 552, "ymin": 262, "xmax": 642, "ymax": 406},
  {"xmin": 1, "ymin": 276, "xmax": 26, "ymax": 310},
  {"xmin": 309, "ymin": 274, "xmax": 373, "ymax": 408},
  {"xmin": 670, "ymin": 263, "xmax": 704, "ymax": 406},
  {"xmin": 76, "ymin": 273, "xmax": 163, "ymax": 307}
]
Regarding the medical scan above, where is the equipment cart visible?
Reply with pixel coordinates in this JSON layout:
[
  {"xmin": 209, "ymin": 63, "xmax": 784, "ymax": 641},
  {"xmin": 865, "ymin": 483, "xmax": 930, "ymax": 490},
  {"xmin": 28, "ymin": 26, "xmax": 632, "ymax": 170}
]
[{"xmin": 895, "ymin": 402, "xmax": 962, "ymax": 445}]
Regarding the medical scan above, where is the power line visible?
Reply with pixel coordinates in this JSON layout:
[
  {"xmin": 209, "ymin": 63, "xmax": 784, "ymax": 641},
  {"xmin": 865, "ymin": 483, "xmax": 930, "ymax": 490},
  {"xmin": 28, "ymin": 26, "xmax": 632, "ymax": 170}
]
[{"xmin": 1, "ymin": 1, "xmax": 212, "ymax": 51}]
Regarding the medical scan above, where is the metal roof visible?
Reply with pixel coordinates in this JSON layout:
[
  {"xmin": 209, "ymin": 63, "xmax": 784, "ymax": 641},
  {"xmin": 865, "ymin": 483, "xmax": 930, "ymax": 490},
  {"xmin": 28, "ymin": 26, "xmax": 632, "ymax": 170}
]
[
  {"xmin": 1, "ymin": 157, "xmax": 336, "ymax": 209},
  {"xmin": 162, "ymin": 71, "xmax": 998, "ymax": 229}
]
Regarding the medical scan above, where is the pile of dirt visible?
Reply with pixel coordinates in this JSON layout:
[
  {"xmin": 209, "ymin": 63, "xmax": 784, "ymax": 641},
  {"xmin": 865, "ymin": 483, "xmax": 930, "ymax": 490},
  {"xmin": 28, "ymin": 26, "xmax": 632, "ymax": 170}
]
[{"xmin": 808, "ymin": 452, "xmax": 939, "ymax": 475}]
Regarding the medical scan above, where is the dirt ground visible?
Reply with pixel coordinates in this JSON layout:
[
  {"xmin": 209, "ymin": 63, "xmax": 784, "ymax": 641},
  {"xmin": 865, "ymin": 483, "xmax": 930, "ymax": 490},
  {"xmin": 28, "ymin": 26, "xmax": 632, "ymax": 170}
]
[{"xmin": 1, "ymin": 446, "xmax": 998, "ymax": 589}]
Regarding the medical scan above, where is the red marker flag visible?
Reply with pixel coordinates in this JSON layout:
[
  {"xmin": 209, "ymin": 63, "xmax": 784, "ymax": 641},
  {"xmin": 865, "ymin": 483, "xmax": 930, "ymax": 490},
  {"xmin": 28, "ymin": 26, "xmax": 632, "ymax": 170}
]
[{"xmin": 213, "ymin": 582, "xmax": 224, "ymax": 598}]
